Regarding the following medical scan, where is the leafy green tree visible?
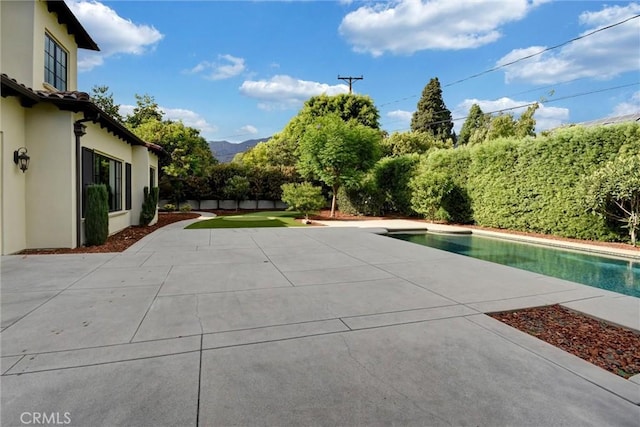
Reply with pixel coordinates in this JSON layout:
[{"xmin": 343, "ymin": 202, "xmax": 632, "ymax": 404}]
[
  {"xmin": 304, "ymin": 93, "xmax": 380, "ymax": 129},
  {"xmin": 90, "ymin": 85, "xmax": 123, "ymax": 123},
  {"xmin": 126, "ymin": 94, "xmax": 163, "ymax": 128},
  {"xmin": 240, "ymin": 133, "xmax": 299, "ymax": 168},
  {"xmin": 133, "ymin": 119, "xmax": 216, "ymax": 205},
  {"xmin": 515, "ymin": 103, "xmax": 539, "ymax": 138},
  {"xmin": 224, "ymin": 175, "xmax": 250, "ymax": 211},
  {"xmin": 584, "ymin": 154, "xmax": 640, "ymax": 245},
  {"xmin": 281, "ymin": 182, "xmax": 326, "ymax": 221},
  {"xmin": 240, "ymin": 94, "xmax": 381, "ymax": 168},
  {"xmin": 372, "ymin": 155, "xmax": 420, "ymax": 215},
  {"xmin": 297, "ymin": 114, "xmax": 381, "ymax": 217},
  {"xmin": 458, "ymin": 104, "xmax": 486, "ymax": 146},
  {"xmin": 410, "ymin": 170, "xmax": 455, "ymax": 221},
  {"xmin": 380, "ymin": 131, "xmax": 450, "ymax": 157},
  {"xmin": 475, "ymin": 103, "xmax": 538, "ymax": 144},
  {"xmin": 486, "ymin": 114, "xmax": 518, "ymax": 141},
  {"xmin": 411, "ymin": 77, "xmax": 455, "ymax": 143}
]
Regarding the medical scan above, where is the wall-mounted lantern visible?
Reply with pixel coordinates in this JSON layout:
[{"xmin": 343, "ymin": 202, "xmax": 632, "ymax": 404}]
[{"xmin": 13, "ymin": 147, "xmax": 30, "ymax": 173}]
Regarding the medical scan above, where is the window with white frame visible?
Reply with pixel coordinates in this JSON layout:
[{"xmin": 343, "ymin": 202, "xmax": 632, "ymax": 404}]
[{"xmin": 44, "ymin": 33, "xmax": 67, "ymax": 91}]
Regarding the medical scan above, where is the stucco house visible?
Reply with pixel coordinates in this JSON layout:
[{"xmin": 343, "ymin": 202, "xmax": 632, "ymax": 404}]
[{"xmin": 1, "ymin": 0, "xmax": 163, "ymax": 255}]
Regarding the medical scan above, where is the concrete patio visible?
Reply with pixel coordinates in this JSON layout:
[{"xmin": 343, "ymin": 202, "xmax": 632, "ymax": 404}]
[{"xmin": 2, "ymin": 216, "xmax": 639, "ymax": 426}]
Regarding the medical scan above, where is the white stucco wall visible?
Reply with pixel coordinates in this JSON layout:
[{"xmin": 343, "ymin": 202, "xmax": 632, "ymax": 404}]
[
  {"xmin": 1, "ymin": 0, "xmax": 78, "ymax": 91},
  {"xmin": 81, "ymin": 120, "xmax": 133, "ymax": 236},
  {"xmin": 131, "ymin": 145, "xmax": 149, "ymax": 226},
  {"xmin": 1, "ymin": 1, "xmax": 35, "ymax": 86},
  {"xmin": 35, "ymin": 0, "xmax": 78, "ymax": 91},
  {"xmin": 24, "ymin": 103, "xmax": 75, "ymax": 250},
  {"xmin": 1, "ymin": 97, "xmax": 29, "ymax": 254}
]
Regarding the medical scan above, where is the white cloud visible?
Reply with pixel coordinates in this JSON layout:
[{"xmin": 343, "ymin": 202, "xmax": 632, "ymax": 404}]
[
  {"xmin": 387, "ymin": 109, "xmax": 413, "ymax": 125},
  {"xmin": 162, "ymin": 108, "xmax": 218, "ymax": 135},
  {"xmin": 67, "ymin": 0, "xmax": 164, "ymax": 71},
  {"xmin": 120, "ymin": 104, "xmax": 218, "ymax": 137},
  {"xmin": 454, "ymin": 98, "xmax": 570, "ymax": 132},
  {"xmin": 611, "ymin": 91, "xmax": 640, "ymax": 116},
  {"xmin": 239, "ymin": 75, "xmax": 349, "ymax": 110},
  {"xmin": 187, "ymin": 54, "xmax": 246, "ymax": 80},
  {"xmin": 498, "ymin": 3, "xmax": 640, "ymax": 84},
  {"xmin": 240, "ymin": 125, "xmax": 258, "ymax": 135},
  {"xmin": 339, "ymin": 0, "xmax": 546, "ymax": 56}
]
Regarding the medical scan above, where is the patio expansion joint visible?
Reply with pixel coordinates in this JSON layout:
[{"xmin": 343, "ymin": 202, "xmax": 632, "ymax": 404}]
[
  {"xmin": 464, "ymin": 315, "xmax": 640, "ymax": 406},
  {"xmin": 128, "ymin": 265, "xmax": 173, "ymax": 343},
  {"xmin": 2, "ymin": 355, "xmax": 26, "ymax": 374},
  {"xmin": 0, "ymin": 257, "xmax": 116, "ymax": 332},
  {"xmin": 249, "ymin": 234, "xmax": 296, "ymax": 287},
  {"xmin": 337, "ymin": 334, "xmax": 452, "ymax": 424},
  {"xmin": 1, "ymin": 332, "xmax": 203, "ymax": 359},
  {"xmin": 196, "ymin": 334, "xmax": 203, "ymax": 427},
  {"xmin": 1, "ymin": 349, "xmax": 200, "ymax": 377},
  {"xmin": 465, "ymin": 292, "xmax": 607, "ymax": 309}
]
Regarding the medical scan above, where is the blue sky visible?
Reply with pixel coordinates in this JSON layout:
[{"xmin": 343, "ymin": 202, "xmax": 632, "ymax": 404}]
[{"xmin": 70, "ymin": 0, "xmax": 640, "ymax": 143}]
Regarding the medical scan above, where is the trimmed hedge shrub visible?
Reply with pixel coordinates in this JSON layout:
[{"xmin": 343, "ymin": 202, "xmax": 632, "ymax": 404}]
[
  {"xmin": 407, "ymin": 123, "xmax": 640, "ymax": 241},
  {"xmin": 85, "ymin": 184, "xmax": 109, "ymax": 246},
  {"xmin": 336, "ymin": 174, "xmax": 385, "ymax": 216},
  {"xmin": 372, "ymin": 154, "xmax": 420, "ymax": 216},
  {"xmin": 281, "ymin": 182, "xmax": 325, "ymax": 219},
  {"xmin": 410, "ymin": 148, "xmax": 473, "ymax": 223},
  {"xmin": 140, "ymin": 186, "xmax": 159, "ymax": 226}
]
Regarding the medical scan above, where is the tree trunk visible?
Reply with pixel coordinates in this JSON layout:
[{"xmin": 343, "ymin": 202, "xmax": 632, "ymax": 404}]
[{"xmin": 331, "ymin": 185, "xmax": 338, "ymax": 218}]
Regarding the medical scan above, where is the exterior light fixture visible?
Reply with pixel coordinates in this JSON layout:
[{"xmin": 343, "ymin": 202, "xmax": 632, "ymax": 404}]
[{"xmin": 13, "ymin": 147, "xmax": 30, "ymax": 173}]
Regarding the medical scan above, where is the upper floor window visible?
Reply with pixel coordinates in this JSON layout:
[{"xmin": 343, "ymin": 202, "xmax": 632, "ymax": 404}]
[{"xmin": 44, "ymin": 34, "xmax": 67, "ymax": 91}]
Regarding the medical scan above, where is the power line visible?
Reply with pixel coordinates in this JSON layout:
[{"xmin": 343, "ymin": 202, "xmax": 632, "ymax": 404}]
[
  {"xmin": 386, "ymin": 81, "xmax": 639, "ymax": 132},
  {"xmin": 378, "ymin": 13, "xmax": 640, "ymax": 108},
  {"xmin": 443, "ymin": 14, "xmax": 640, "ymax": 88}
]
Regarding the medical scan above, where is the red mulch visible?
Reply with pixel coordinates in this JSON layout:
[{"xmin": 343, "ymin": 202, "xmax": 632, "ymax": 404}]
[
  {"xmin": 489, "ymin": 305, "xmax": 640, "ymax": 379},
  {"xmin": 18, "ymin": 212, "xmax": 200, "ymax": 255}
]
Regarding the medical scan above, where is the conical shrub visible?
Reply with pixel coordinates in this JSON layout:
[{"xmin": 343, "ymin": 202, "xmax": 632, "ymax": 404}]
[
  {"xmin": 85, "ymin": 184, "xmax": 109, "ymax": 246},
  {"xmin": 140, "ymin": 186, "xmax": 159, "ymax": 226}
]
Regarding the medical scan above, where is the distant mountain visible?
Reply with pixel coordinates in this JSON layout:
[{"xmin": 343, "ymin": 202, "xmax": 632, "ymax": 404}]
[{"xmin": 209, "ymin": 137, "xmax": 270, "ymax": 163}]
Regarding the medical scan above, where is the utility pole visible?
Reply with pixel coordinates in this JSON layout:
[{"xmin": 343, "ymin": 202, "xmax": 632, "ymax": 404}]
[{"xmin": 338, "ymin": 75, "xmax": 363, "ymax": 94}]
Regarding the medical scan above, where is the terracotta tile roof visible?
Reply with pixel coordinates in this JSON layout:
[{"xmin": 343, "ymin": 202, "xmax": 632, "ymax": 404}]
[
  {"xmin": 35, "ymin": 90, "xmax": 91, "ymax": 102},
  {"xmin": 1, "ymin": 74, "xmax": 164, "ymax": 156}
]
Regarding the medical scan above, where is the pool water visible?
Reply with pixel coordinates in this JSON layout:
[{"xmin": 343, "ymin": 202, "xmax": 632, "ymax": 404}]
[{"xmin": 390, "ymin": 233, "xmax": 640, "ymax": 298}]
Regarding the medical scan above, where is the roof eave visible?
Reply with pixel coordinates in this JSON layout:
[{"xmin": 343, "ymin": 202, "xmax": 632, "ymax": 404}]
[
  {"xmin": 1, "ymin": 74, "xmax": 165, "ymax": 157},
  {"xmin": 46, "ymin": 1, "xmax": 99, "ymax": 51}
]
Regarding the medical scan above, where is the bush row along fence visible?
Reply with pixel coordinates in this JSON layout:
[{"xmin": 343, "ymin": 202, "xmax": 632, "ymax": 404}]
[
  {"xmin": 159, "ymin": 199, "xmax": 289, "ymax": 211},
  {"xmin": 338, "ymin": 123, "xmax": 640, "ymax": 243},
  {"xmin": 159, "ymin": 164, "xmax": 302, "ymax": 204}
]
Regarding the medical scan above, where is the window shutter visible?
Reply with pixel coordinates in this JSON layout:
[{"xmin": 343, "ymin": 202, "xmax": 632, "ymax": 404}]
[
  {"xmin": 125, "ymin": 163, "xmax": 132, "ymax": 210},
  {"xmin": 81, "ymin": 148, "xmax": 94, "ymax": 217}
]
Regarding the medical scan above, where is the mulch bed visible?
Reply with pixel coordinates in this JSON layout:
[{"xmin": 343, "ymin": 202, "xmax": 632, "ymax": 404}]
[
  {"xmin": 18, "ymin": 212, "xmax": 200, "ymax": 255},
  {"xmin": 489, "ymin": 305, "xmax": 640, "ymax": 379}
]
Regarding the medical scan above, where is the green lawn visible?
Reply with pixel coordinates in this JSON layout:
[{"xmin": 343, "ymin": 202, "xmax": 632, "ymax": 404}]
[{"xmin": 185, "ymin": 211, "xmax": 305, "ymax": 229}]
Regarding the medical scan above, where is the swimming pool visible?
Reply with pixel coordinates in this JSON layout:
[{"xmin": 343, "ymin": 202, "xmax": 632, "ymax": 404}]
[{"xmin": 390, "ymin": 233, "xmax": 640, "ymax": 298}]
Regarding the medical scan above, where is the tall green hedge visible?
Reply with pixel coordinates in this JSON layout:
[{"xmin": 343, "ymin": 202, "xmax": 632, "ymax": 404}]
[
  {"xmin": 85, "ymin": 184, "xmax": 109, "ymax": 246},
  {"xmin": 410, "ymin": 123, "xmax": 640, "ymax": 242},
  {"xmin": 467, "ymin": 124, "xmax": 639, "ymax": 240},
  {"xmin": 410, "ymin": 147, "xmax": 473, "ymax": 223}
]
